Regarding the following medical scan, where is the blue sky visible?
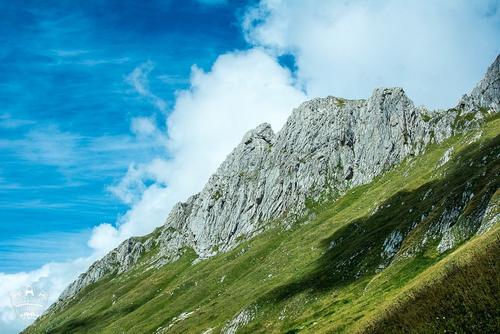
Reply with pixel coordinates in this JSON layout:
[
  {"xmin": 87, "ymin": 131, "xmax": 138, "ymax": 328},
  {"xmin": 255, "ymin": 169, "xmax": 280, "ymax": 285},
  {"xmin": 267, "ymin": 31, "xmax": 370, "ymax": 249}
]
[{"xmin": 0, "ymin": 0, "xmax": 251, "ymax": 273}]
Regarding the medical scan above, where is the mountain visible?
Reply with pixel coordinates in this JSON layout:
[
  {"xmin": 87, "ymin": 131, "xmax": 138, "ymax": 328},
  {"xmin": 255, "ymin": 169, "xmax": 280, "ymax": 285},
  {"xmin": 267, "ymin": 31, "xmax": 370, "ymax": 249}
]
[{"xmin": 25, "ymin": 55, "xmax": 499, "ymax": 334}]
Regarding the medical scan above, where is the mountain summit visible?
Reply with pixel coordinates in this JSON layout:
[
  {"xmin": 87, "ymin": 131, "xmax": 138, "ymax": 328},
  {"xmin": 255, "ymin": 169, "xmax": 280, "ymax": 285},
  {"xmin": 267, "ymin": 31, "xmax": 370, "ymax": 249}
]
[{"xmin": 26, "ymin": 55, "xmax": 499, "ymax": 334}]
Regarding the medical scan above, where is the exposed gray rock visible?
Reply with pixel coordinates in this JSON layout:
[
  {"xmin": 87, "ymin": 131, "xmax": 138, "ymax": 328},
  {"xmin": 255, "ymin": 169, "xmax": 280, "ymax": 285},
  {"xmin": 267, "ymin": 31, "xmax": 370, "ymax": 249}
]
[
  {"xmin": 477, "ymin": 191, "xmax": 500, "ymax": 234},
  {"xmin": 459, "ymin": 55, "xmax": 500, "ymax": 113},
  {"xmin": 222, "ymin": 306, "xmax": 256, "ymax": 334},
  {"xmin": 58, "ymin": 237, "xmax": 147, "ymax": 302},
  {"xmin": 154, "ymin": 310, "xmax": 195, "ymax": 333},
  {"xmin": 56, "ymin": 55, "xmax": 500, "ymax": 304},
  {"xmin": 436, "ymin": 147, "xmax": 454, "ymax": 168},
  {"xmin": 381, "ymin": 230, "xmax": 404, "ymax": 260}
]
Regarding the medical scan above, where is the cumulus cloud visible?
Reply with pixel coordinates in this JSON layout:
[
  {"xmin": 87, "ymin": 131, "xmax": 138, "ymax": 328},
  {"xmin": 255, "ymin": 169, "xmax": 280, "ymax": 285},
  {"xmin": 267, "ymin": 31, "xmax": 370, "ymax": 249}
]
[
  {"xmin": 87, "ymin": 224, "xmax": 120, "ymax": 255},
  {"xmin": 165, "ymin": 48, "xmax": 305, "ymax": 193},
  {"xmin": 90, "ymin": 48, "xmax": 306, "ymax": 253},
  {"xmin": 243, "ymin": 0, "xmax": 500, "ymax": 108}
]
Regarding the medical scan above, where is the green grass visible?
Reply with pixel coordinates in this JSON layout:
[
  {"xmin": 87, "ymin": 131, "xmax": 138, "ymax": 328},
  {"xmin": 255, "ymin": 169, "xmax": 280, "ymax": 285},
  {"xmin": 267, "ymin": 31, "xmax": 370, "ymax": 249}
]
[
  {"xmin": 25, "ymin": 117, "xmax": 500, "ymax": 334},
  {"xmin": 361, "ymin": 225, "xmax": 500, "ymax": 334}
]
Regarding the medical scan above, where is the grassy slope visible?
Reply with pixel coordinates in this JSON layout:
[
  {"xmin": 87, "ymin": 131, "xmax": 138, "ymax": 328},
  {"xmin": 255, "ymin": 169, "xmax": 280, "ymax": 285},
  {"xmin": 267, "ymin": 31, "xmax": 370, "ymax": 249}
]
[
  {"xmin": 26, "ymin": 116, "xmax": 500, "ymax": 334},
  {"xmin": 361, "ymin": 223, "xmax": 499, "ymax": 334}
]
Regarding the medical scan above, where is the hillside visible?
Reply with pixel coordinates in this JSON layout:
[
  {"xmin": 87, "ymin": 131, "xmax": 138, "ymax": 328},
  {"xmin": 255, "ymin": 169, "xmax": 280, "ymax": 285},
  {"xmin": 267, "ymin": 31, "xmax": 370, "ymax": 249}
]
[{"xmin": 24, "ymin": 56, "xmax": 499, "ymax": 333}]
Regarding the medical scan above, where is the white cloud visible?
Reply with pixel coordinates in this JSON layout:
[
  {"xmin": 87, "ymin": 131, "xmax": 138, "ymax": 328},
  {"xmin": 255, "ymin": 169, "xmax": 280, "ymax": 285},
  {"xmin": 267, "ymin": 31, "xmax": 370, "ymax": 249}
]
[
  {"xmin": 91, "ymin": 48, "xmax": 306, "ymax": 253},
  {"xmin": 0, "ymin": 122, "xmax": 167, "ymax": 182},
  {"xmin": 51, "ymin": 49, "xmax": 89, "ymax": 57},
  {"xmin": 243, "ymin": 0, "xmax": 500, "ymax": 109},
  {"xmin": 166, "ymin": 48, "xmax": 305, "ymax": 191},
  {"xmin": 0, "ymin": 256, "xmax": 95, "ymax": 333},
  {"xmin": 18, "ymin": 126, "xmax": 81, "ymax": 168},
  {"xmin": 0, "ymin": 114, "xmax": 35, "ymax": 129},
  {"xmin": 127, "ymin": 61, "xmax": 167, "ymax": 112},
  {"xmin": 108, "ymin": 164, "xmax": 147, "ymax": 205},
  {"xmin": 87, "ymin": 224, "xmax": 120, "ymax": 255},
  {"xmin": 0, "ymin": 199, "xmax": 72, "ymax": 209},
  {"xmin": 131, "ymin": 116, "xmax": 157, "ymax": 136}
]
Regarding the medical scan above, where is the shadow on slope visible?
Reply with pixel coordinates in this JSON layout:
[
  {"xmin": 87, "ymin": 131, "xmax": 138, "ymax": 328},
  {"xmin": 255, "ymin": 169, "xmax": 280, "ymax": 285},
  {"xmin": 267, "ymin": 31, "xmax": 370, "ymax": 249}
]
[
  {"xmin": 261, "ymin": 134, "xmax": 499, "ymax": 305},
  {"xmin": 362, "ymin": 231, "xmax": 499, "ymax": 334}
]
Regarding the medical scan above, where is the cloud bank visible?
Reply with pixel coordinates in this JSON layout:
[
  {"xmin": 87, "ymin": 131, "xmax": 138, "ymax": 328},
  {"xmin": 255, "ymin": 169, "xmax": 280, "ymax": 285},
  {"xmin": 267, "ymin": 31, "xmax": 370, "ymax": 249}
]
[
  {"xmin": 1, "ymin": 1, "xmax": 499, "ymax": 332},
  {"xmin": 243, "ymin": 0, "xmax": 500, "ymax": 109}
]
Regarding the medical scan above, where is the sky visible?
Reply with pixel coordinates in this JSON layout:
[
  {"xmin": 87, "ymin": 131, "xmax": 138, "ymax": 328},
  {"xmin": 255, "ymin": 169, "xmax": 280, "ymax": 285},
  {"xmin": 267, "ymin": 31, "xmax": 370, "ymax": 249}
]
[{"xmin": 0, "ymin": 0, "xmax": 498, "ymax": 332}]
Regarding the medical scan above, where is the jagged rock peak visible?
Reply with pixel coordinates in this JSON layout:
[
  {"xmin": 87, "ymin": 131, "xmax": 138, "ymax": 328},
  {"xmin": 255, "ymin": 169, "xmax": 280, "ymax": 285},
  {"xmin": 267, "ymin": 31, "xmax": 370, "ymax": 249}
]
[
  {"xmin": 241, "ymin": 122, "xmax": 275, "ymax": 145},
  {"xmin": 368, "ymin": 87, "xmax": 413, "ymax": 106},
  {"xmin": 459, "ymin": 54, "xmax": 500, "ymax": 112},
  {"xmin": 291, "ymin": 96, "xmax": 361, "ymax": 116}
]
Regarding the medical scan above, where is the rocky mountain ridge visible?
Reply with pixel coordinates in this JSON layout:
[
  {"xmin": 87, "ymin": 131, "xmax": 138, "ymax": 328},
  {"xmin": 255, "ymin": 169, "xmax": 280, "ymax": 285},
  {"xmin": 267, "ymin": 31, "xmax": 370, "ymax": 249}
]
[{"xmin": 56, "ymin": 55, "xmax": 499, "ymax": 306}]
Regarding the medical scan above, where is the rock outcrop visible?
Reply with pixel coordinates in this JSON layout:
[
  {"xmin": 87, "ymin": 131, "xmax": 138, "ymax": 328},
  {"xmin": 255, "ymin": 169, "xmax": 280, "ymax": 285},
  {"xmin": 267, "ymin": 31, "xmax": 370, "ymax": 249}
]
[
  {"xmin": 459, "ymin": 55, "xmax": 500, "ymax": 112},
  {"xmin": 56, "ymin": 55, "xmax": 499, "ymax": 306}
]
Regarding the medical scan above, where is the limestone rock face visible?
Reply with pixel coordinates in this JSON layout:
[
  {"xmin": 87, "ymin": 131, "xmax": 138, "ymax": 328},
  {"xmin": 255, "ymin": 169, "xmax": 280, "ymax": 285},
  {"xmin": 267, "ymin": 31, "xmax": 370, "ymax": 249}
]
[
  {"xmin": 58, "ymin": 237, "xmax": 147, "ymax": 301},
  {"xmin": 55, "ymin": 55, "xmax": 499, "ymax": 305},
  {"xmin": 459, "ymin": 55, "xmax": 500, "ymax": 112},
  {"xmin": 162, "ymin": 88, "xmax": 453, "ymax": 260}
]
